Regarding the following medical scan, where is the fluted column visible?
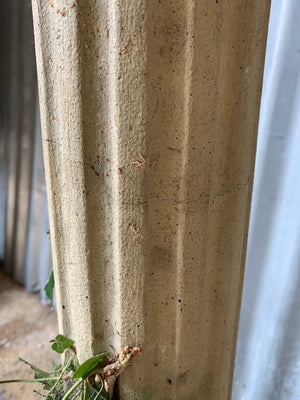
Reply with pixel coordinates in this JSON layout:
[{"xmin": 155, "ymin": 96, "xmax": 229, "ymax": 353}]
[{"xmin": 32, "ymin": 1, "xmax": 270, "ymax": 399}]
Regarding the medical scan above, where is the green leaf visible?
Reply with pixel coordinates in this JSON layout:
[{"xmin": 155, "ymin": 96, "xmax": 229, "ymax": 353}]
[
  {"xmin": 33, "ymin": 390, "xmax": 47, "ymax": 398},
  {"xmin": 51, "ymin": 335, "xmax": 75, "ymax": 354},
  {"xmin": 46, "ymin": 395, "xmax": 58, "ymax": 400},
  {"xmin": 51, "ymin": 360, "xmax": 62, "ymax": 374},
  {"xmin": 96, "ymin": 387, "xmax": 110, "ymax": 400},
  {"xmin": 42, "ymin": 380, "xmax": 56, "ymax": 391},
  {"xmin": 44, "ymin": 270, "xmax": 55, "ymax": 305},
  {"xmin": 67, "ymin": 355, "xmax": 79, "ymax": 372},
  {"xmin": 85, "ymin": 385, "xmax": 110, "ymax": 400},
  {"xmin": 61, "ymin": 378, "xmax": 84, "ymax": 400},
  {"xmin": 18, "ymin": 357, "xmax": 50, "ymax": 379},
  {"xmin": 73, "ymin": 353, "xmax": 110, "ymax": 380},
  {"xmin": 85, "ymin": 385, "xmax": 97, "ymax": 400},
  {"xmin": 46, "ymin": 393, "xmax": 63, "ymax": 400}
]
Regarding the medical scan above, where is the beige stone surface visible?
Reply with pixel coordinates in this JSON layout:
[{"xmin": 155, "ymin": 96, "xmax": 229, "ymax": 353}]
[
  {"xmin": 0, "ymin": 270, "xmax": 59, "ymax": 400},
  {"xmin": 32, "ymin": 1, "xmax": 270, "ymax": 399}
]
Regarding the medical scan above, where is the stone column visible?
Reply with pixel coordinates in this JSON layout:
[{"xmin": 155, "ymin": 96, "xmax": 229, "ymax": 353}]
[{"xmin": 31, "ymin": 1, "xmax": 270, "ymax": 399}]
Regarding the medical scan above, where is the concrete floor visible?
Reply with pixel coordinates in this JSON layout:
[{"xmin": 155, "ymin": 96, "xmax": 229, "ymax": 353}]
[{"xmin": 0, "ymin": 269, "xmax": 59, "ymax": 399}]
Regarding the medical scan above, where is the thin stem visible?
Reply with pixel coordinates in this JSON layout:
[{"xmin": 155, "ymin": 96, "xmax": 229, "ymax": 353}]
[
  {"xmin": 18, "ymin": 357, "xmax": 50, "ymax": 376},
  {"xmin": 62, "ymin": 347, "xmax": 76, "ymax": 367},
  {"xmin": 48, "ymin": 355, "xmax": 76, "ymax": 395},
  {"xmin": 0, "ymin": 378, "xmax": 57, "ymax": 384},
  {"xmin": 82, "ymin": 380, "xmax": 87, "ymax": 400},
  {"xmin": 94, "ymin": 381, "xmax": 104, "ymax": 400},
  {"xmin": 61, "ymin": 377, "xmax": 83, "ymax": 400},
  {"xmin": 33, "ymin": 390, "xmax": 47, "ymax": 398},
  {"xmin": 48, "ymin": 368, "xmax": 62, "ymax": 375}
]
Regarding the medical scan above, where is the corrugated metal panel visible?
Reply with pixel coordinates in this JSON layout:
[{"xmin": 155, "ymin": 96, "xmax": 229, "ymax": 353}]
[
  {"xmin": 0, "ymin": 0, "xmax": 10, "ymax": 263},
  {"xmin": 3, "ymin": 0, "xmax": 23, "ymax": 275},
  {"xmin": 13, "ymin": 0, "xmax": 37, "ymax": 284},
  {"xmin": 25, "ymin": 102, "xmax": 53, "ymax": 299},
  {"xmin": 0, "ymin": 0, "xmax": 52, "ymax": 300},
  {"xmin": 232, "ymin": 0, "xmax": 300, "ymax": 399}
]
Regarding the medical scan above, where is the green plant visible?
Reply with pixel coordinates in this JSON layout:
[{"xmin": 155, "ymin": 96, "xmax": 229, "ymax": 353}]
[
  {"xmin": 0, "ymin": 335, "xmax": 141, "ymax": 399},
  {"xmin": 44, "ymin": 269, "xmax": 55, "ymax": 306},
  {"xmin": 0, "ymin": 271, "xmax": 141, "ymax": 398}
]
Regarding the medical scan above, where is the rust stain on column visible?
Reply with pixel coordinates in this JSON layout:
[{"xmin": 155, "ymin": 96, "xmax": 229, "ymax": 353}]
[{"xmin": 32, "ymin": 0, "xmax": 270, "ymax": 399}]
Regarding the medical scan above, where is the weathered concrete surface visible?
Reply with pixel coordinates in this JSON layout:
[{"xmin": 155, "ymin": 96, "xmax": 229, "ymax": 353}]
[{"xmin": 32, "ymin": 1, "xmax": 270, "ymax": 399}]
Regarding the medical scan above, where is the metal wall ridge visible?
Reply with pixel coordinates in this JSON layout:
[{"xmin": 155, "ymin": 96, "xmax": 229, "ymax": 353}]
[{"xmin": 0, "ymin": 0, "xmax": 52, "ymax": 301}]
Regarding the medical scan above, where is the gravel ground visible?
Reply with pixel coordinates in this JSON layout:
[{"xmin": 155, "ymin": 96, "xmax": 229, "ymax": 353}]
[{"xmin": 0, "ymin": 269, "xmax": 59, "ymax": 399}]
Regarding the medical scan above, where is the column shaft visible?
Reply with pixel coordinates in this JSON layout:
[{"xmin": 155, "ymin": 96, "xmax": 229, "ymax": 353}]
[{"xmin": 32, "ymin": 1, "xmax": 270, "ymax": 399}]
